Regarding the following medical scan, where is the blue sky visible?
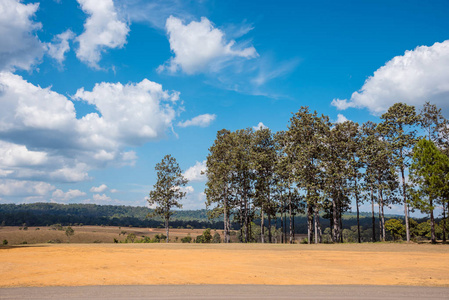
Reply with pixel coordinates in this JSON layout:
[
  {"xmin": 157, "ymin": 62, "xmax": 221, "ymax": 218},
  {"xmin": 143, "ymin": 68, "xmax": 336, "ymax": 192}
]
[{"xmin": 1, "ymin": 0, "xmax": 449, "ymax": 216}]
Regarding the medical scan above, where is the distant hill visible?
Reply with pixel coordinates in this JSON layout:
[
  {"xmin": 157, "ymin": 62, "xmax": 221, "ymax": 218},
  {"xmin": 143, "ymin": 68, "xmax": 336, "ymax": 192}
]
[{"xmin": 0, "ymin": 203, "xmax": 426, "ymax": 233}]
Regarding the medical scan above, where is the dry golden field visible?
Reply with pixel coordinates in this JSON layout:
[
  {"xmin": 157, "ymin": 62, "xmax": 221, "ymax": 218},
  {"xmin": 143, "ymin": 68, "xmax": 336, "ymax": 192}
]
[
  {"xmin": 1, "ymin": 242, "xmax": 448, "ymax": 288},
  {"xmin": 0, "ymin": 225, "xmax": 217, "ymax": 245}
]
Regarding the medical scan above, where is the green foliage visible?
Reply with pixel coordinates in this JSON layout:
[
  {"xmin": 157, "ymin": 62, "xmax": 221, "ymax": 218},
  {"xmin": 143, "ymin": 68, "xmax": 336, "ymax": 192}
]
[
  {"xmin": 126, "ymin": 233, "xmax": 136, "ymax": 243},
  {"xmin": 148, "ymin": 154, "xmax": 188, "ymax": 243},
  {"xmin": 384, "ymin": 219, "xmax": 405, "ymax": 241},
  {"xmin": 212, "ymin": 232, "xmax": 221, "ymax": 243},
  {"xmin": 181, "ymin": 235, "xmax": 192, "ymax": 243},
  {"xmin": 2, "ymin": 239, "xmax": 7, "ymax": 245},
  {"xmin": 196, "ymin": 228, "xmax": 213, "ymax": 243},
  {"xmin": 65, "ymin": 226, "xmax": 75, "ymax": 243}
]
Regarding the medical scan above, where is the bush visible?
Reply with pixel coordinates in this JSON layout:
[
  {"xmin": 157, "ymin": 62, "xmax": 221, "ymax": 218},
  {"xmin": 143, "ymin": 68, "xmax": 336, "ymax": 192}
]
[
  {"xmin": 113, "ymin": 238, "xmax": 119, "ymax": 243},
  {"xmin": 181, "ymin": 236, "xmax": 192, "ymax": 243},
  {"xmin": 21, "ymin": 241, "xmax": 27, "ymax": 244},
  {"xmin": 300, "ymin": 238, "xmax": 308, "ymax": 244},
  {"xmin": 2, "ymin": 239, "xmax": 7, "ymax": 245},
  {"xmin": 212, "ymin": 232, "xmax": 221, "ymax": 243}
]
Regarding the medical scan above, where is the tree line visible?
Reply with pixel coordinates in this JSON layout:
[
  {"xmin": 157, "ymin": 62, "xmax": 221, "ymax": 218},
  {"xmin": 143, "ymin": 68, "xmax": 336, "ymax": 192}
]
[{"xmin": 203, "ymin": 102, "xmax": 449, "ymax": 244}]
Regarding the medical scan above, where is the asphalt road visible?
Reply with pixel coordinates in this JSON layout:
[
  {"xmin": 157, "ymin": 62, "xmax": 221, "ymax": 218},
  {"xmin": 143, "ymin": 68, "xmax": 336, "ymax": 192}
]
[{"xmin": 1, "ymin": 285, "xmax": 448, "ymax": 300}]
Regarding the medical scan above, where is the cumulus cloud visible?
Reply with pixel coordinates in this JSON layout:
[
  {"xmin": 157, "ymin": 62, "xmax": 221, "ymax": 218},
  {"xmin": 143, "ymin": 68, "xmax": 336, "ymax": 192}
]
[
  {"xmin": 0, "ymin": 72, "xmax": 181, "ymax": 183},
  {"xmin": 331, "ymin": 40, "xmax": 449, "ymax": 115},
  {"xmin": 159, "ymin": 16, "xmax": 257, "ymax": 74},
  {"xmin": 0, "ymin": 0, "xmax": 45, "ymax": 71},
  {"xmin": 177, "ymin": 114, "xmax": 216, "ymax": 128},
  {"xmin": 336, "ymin": 114, "xmax": 349, "ymax": 124},
  {"xmin": 52, "ymin": 189, "xmax": 86, "ymax": 202},
  {"xmin": 46, "ymin": 30, "xmax": 75, "ymax": 64},
  {"xmin": 75, "ymin": 0, "xmax": 129, "ymax": 68},
  {"xmin": 183, "ymin": 161, "xmax": 206, "ymax": 182},
  {"xmin": 90, "ymin": 184, "xmax": 108, "ymax": 193},
  {"xmin": 92, "ymin": 193, "xmax": 111, "ymax": 202},
  {"xmin": 0, "ymin": 179, "xmax": 55, "ymax": 197},
  {"xmin": 253, "ymin": 122, "xmax": 268, "ymax": 131}
]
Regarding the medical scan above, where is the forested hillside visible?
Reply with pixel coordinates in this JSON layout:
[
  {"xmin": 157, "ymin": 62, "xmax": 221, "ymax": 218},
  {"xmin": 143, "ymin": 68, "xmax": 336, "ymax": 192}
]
[{"xmin": 0, "ymin": 203, "xmax": 429, "ymax": 239}]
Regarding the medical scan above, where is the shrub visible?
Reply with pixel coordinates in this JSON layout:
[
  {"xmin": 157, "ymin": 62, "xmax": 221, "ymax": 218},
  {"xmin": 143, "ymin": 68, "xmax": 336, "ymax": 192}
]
[
  {"xmin": 181, "ymin": 236, "xmax": 192, "ymax": 243},
  {"xmin": 113, "ymin": 238, "xmax": 119, "ymax": 243},
  {"xmin": 300, "ymin": 238, "xmax": 308, "ymax": 244},
  {"xmin": 2, "ymin": 239, "xmax": 7, "ymax": 245},
  {"xmin": 212, "ymin": 232, "xmax": 221, "ymax": 243},
  {"xmin": 21, "ymin": 241, "xmax": 27, "ymax": 244}
]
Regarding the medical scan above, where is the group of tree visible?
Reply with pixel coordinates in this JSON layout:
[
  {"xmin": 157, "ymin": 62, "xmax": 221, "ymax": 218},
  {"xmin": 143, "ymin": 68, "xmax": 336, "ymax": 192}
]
[{"xmin": 203, "ymin": 102, "xmax": 449, "ymax": 244}]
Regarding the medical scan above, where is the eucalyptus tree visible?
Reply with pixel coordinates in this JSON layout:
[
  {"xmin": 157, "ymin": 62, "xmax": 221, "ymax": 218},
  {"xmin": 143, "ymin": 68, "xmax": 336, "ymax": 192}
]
[
  {"xmin": 410, "ymin": 138, "xmax": 449, "ymax": 244},
  {"xmin": 379, "ymin": 103, "xmax": 419, "ymax": 242},
  {"xmin": 286, "ymin": 106, "xmax": 330, "ymax": 244},
  {"xmin": 360, "ymin": 121, "xmax": 381, "ymax": 241},
  {"xmin": 419, "ymin": 103, "xmax": 449, "ymax": 242},
  {"xmin": 204, "ymin": 129, "xmax": 235, "ymax": 243},
  {"xmin": 252, "ymin": 127, "xmax": 276, "ymax": 243},
  {"xmin": 341, "ymin": 120, "xmax": 364, "ymax": 243},
  {"xmin": 419, "ymin": 102, "xmax": 446, "ymax": 144},
  {"xmin": 148, "ymin": 154, "xmax": 188, "ymax": 243},
  {"xmin": 274, "ymin": 130, "xmax": 302, "ymax": 243},
  {"xmin": 232, "ymin": 128, "xmax": 256, "ymax": 243},
  {"xmin": 323, "ymin": 121, "xmax": 356, "ymax": 243}
]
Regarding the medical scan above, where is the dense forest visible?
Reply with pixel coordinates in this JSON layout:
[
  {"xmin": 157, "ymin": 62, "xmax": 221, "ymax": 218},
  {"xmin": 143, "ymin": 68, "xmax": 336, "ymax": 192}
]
[{"xmin": 203, "ymin": 102, "xmax": 449, "ymax": 244}]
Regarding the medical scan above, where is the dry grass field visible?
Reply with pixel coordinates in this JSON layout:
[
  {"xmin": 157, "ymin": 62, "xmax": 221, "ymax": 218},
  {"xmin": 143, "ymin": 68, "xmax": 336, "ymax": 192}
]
[
  {"xmin": 1, "ymin": 242, "xmax": 448, "ymax": 288},
  {"xmin": 0, "ymin": 226, "xmax": 218, "ymax": 245}
]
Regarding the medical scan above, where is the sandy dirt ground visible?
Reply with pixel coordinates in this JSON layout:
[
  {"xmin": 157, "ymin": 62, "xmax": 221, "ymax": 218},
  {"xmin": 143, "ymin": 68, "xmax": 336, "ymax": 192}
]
[{"xmin": 0, "ymin": 243, "xmax": 448, "ymax": 288}]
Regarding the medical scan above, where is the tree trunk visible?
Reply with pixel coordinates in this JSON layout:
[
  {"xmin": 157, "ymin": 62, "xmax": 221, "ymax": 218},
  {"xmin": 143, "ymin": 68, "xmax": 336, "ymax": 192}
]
[
  {"xmin": 339, "ymin": 209, "xmax": 343, "ymax": 243},
  {"xmin": 371, "ymin": 186, "xmax": 376, "ymax": 242},
  {"xmin": 355, "ymin": 181, "xmax": 361, "ymax": 243},
  {"xmin": 280, "ymin": 207, "xmax": 284, "ymax": 244},
  {"xmin": 332, "ymin": 193, "xmax": 338, "ymax": 243},
  {"xmin": 314, "ymin": 207, "xmax": 318, "ymax": 244},
  {"xmin": 165, "ymin": 217, "xmax": 169, "ymax": 243},
  {"xmin": 307, "ymin": 202, "xmax": 313, "ymax": 244},
  {"xmin": 289, "ymin": 192, "xmax": 293, "ymax": 244},
  {"xmin": 268, "ymin": 213, "xmax": 272, "ymax": 243},
  {"xmin": 378, "ymin": 190, "xmax": 382, "ymax": 242},
  {"xmin": 443, "ymin": 201, "xmax": 447, "ymax": 244},
  {"xmin": 401, "ymin": 166, "xmax": 410, "ymax": 242},
  {"xmin": 244, "ymin": 193, "xmax": 249, "ymax": 243},
  {"xmin": 261, "ymin": 205, "xmax": 265, "ymax": 243},
  {"xmin": 430, "ymin": 198, "xmax": 436, "ymax": 244},
  {"xmin": 379, "ymin": 189, "xmax": 385, "ymax": 241}
]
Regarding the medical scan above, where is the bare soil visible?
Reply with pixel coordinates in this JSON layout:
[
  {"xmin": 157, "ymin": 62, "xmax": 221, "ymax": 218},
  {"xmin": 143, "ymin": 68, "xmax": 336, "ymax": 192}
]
[{"xmin": 0, "ymin": 243, "xmax": 448, "ymax": 288}]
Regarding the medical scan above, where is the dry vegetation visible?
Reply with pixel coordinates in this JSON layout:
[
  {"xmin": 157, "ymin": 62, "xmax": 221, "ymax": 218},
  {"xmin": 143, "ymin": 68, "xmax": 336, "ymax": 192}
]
[{"xmin": 0, "ymin": 225, "xmax": 227, "ymax": 245}]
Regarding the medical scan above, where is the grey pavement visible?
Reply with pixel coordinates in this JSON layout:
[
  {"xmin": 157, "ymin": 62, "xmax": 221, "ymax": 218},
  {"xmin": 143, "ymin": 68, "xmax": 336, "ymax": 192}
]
[{"xmin": 1, "ymin": 285, "xmax": 448, "ymax": 300}]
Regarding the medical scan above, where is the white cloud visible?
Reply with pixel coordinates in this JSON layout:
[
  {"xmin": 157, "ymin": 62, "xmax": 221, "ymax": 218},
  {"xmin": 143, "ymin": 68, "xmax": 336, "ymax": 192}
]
[
  {"xmin": 177, "ymin": 114, "xmax": 216, "ymax": 128},
  {"xmin": 181, "ymin": 186, "xmax": 194, "ymax": 194},
  {"xmin": 183, "ymin": 160, "xmax": 206, "ymax": 182},
  {"xmin": 0, "ymin": 0, "xmax": 45, "ymax": 71},
  {"xmin": 159, "ymin": 16, "xmax": 257, "ymax": 74},
  {"xmin": 0, "ymin": 179, "xmax": 55, "ymax": 197},
  {"xmin": 90, "ymin": 184, "xmax": 108, "ymax": 193},
  {"xmin": 52, "ymin": 189, "xmax": 86, "ymax": 202},
  {"xmin": 0, "ymin": 72, "xmax": 181, "ymax": 184},
  {"xmin": 253, "ymin": 122, "xmax": 268, "ymax": 131},
  {"xmin": 336, "ymin": 114, "xmax": 349, "ymax": 124},
  {"xmin": 75, "ymin": 0, "xmax": 129, "ymax": 68},
  {"xmin": 92, "ymin": 193, "xmax": 111, "ymax": 202},
  {"xmin": 331, "ymin": 40, "xmax": 449, "ymax": 115},
  {"xmin": 73, "ymin": 78, "xmax": 180, "ymax": 146},
  {"xmin": 46, "ymin": 30, "xmax": 75, "ymax": 64}
]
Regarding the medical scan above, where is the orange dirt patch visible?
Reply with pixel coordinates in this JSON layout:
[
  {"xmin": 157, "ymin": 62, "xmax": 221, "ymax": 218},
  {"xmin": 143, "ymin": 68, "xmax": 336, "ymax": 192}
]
[{"xmin": 0, "ymin": 243, "xmax": 448, "ymax": 287}]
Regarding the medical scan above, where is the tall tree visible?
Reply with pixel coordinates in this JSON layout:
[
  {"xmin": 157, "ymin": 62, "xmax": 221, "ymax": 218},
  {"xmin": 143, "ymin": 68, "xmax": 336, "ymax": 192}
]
[
  {"xmin": 287, "ymin": 107, "xmax": 329, "ymax": 244},
  {"xmin": 252, "ymin": 128, "xmax": 276, "ymax": 243},
  {"xmin": 379, "ymin": 103, "xmax": 419, "ymax": 242},
  {"xmin": 148, "ymin": 154, "xmax": 188, "ymax": 243},
  {"xmin": 409, "ymin": 138, "xmax": 449, "ymax": 244},
  {"xmin": 205, "ymin": 129, "xmax": 235, "ymax": 243}
]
